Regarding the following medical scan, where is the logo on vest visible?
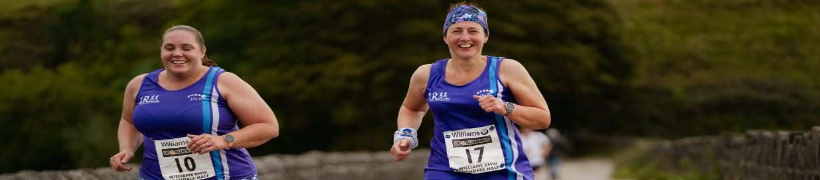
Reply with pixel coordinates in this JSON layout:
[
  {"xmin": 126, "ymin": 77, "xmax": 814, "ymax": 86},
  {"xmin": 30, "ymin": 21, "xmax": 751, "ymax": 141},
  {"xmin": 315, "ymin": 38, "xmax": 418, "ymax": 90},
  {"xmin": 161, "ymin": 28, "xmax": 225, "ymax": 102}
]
[
  {"xmin": 428, "ymin": 91, "xmax": 450, "ymax": 102},
  {"xmin": 138, "ymin": 95, "xmax": 160, "ymax": 105},
  {"xmin": 474, "ymin": 89, "xmax": 494, "ymax": 96},
  {"xmin": 187, "ymin": 93, "xmax": 207, "ymax": 101}
]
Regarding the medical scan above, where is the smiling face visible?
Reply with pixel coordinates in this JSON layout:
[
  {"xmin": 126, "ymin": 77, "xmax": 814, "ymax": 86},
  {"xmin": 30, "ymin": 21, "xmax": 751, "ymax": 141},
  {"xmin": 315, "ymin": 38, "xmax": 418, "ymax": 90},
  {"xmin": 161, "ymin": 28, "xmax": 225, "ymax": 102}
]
[
  {"xmin": 160, "ymin": 30, "xmax": 206, "ymax": 74},
  {"xmin": 444, "ymin": 21, "xmax": 488, "ymax": 60}
]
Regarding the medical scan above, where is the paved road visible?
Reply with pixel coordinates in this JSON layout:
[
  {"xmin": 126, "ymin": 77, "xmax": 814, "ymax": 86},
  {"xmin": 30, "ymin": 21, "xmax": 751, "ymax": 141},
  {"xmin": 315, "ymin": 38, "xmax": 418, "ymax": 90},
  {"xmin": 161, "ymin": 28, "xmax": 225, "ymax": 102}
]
[{"xmin": 535, "ymin": 158, "xmax": 614, "ymax": 180}]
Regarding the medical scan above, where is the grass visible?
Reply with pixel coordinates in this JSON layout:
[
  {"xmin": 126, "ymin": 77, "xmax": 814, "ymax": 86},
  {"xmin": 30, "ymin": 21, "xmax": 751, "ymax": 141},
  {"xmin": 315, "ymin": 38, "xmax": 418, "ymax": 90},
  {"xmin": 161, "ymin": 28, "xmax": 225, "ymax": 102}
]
[{"xmin": 612, "ymin": 140, "xmax": 719, "ymax": 180}]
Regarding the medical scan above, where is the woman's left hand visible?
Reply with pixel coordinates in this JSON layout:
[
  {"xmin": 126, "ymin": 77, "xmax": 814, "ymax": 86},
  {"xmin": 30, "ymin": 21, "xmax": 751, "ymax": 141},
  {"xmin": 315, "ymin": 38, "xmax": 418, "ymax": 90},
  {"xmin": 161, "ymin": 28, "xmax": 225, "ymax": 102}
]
[
  {"xmin": 187, "ymin": 134, "xmax": 229, "ymax": 154},
  {"xmin": 474, "ymin": 95, "xmax": 507, "ymax": 115}
]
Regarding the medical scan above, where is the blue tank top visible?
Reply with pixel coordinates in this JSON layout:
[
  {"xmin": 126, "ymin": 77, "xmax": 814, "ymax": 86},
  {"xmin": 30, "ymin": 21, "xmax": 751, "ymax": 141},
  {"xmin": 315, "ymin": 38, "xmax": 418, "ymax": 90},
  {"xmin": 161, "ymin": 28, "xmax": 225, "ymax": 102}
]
[
  {"xmin": 424, "ymin": 56, "xmax": 534, "ymax": 180},
  {"xmin": 133, "ymin": 67, "xmax": 257, "ymax": 180}
]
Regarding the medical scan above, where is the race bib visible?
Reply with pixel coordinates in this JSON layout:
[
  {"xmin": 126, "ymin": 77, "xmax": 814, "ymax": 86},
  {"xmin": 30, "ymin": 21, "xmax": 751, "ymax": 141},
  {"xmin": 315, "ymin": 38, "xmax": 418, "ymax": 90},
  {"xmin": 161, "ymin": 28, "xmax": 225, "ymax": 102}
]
[
  {"xmin": 443, "ymin": 125, "xmax": 505, "ymax": 174},
  {"xmin": 154, "ymin": 137, "xmax": 215, "ymax": 180}
]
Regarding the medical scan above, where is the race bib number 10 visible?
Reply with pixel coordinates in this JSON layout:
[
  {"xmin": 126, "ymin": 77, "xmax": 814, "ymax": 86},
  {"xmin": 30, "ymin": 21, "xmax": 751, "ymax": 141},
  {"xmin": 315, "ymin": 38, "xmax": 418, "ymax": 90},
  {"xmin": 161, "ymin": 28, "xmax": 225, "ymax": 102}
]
[
  {"xmin": 443, "ymin": 125, "xmax": 506, "ymax": 174},
  {"xmin": 154, "ymin": 137, "xmax": 216, "ymax": 180}
]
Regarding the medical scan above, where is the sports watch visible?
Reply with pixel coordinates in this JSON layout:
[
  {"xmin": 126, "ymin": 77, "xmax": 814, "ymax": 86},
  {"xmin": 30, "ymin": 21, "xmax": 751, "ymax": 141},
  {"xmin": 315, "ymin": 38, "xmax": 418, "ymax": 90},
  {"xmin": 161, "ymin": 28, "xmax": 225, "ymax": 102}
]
[
  {"xmin": 504, "ymin": 102, "xmax": 516, "ymax": 116},
  {"xmin": 223, "ymin": 134, "xmax": 236, "ymax": 145}
]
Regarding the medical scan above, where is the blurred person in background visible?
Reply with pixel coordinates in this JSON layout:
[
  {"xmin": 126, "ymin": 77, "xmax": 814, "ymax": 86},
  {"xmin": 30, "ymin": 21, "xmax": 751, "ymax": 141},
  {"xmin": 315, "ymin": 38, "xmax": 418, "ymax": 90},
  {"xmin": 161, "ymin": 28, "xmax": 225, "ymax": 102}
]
[
  {"xmin": 389, "ymin": 2, "xmax": 551, "ymax": 180},
  {"xmin": 545, "ymin": 128, "xmax": 569, "ymax": 180},
  {"xmin": 109, "ymin": 25, "xmax": 279, "ymax": 180},
  {"xmin": 519, "ymin": 128, "xmax": 551, "ymax": 179}
]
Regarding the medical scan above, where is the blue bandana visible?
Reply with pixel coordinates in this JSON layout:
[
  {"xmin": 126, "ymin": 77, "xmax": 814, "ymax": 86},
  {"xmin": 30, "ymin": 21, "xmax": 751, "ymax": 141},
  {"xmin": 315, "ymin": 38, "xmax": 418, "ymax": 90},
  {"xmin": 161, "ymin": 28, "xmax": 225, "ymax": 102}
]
[{"xmin": 442, "ymin": 5, "xmax": 489, "ymax": 36}]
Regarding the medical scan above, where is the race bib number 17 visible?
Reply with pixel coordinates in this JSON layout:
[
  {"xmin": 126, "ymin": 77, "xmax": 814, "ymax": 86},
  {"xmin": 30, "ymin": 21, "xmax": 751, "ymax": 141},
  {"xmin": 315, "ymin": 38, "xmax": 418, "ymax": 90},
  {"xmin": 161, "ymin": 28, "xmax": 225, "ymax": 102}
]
[
  {"xmin": 443, "ymin": 125, "xmax": 506, "ymax": 174},
  {"xmin": 154, "ymin": 137, "xmax": 216, "ymax": 180}
]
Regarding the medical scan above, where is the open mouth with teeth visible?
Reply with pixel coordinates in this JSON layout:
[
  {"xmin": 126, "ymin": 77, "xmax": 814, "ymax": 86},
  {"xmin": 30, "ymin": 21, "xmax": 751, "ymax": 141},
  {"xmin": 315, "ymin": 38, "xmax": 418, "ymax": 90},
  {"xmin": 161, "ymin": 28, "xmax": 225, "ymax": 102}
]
[
  {"xmin": 170, "ymin": 60, "xmax": 187, "ymax": 64},
  {"xmin": 458, "ymin": 44, "xmax": 473, "ymax": 48}
]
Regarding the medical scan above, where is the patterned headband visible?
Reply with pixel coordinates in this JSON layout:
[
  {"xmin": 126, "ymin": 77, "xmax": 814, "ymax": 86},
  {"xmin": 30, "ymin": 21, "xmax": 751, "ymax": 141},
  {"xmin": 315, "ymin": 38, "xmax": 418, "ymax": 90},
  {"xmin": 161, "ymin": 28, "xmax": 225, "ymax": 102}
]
[{"xmin": 442, "ymin": 5, "xmax": 489, "ymax": 36}]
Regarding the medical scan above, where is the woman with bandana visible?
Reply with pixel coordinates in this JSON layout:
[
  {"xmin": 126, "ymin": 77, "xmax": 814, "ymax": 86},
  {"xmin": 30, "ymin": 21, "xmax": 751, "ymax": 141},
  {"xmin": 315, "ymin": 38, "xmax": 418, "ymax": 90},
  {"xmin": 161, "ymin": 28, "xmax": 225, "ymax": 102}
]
[
  {"xmin": 389, "ymin": 3, "xmax": 551, "ymax": 180},
  {"xmin": 109, "ymin": 25, "xmax": 279, "ymax": 180}
]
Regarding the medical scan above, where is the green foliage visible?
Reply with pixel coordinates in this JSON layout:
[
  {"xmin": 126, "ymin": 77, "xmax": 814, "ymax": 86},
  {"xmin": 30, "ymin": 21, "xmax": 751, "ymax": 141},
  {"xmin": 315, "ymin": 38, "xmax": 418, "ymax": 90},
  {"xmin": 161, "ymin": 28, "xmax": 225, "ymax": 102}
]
[
  {"xmin": 612, "ymin": 0, "xmax": 820, "ymax": 136},
  {"xmin": 0, "ymin": 63, "xmax": 123, "ymax": 172},
  {"xmin": 0, "ymin": 0, "xmax": 171, "ymax": 172}
]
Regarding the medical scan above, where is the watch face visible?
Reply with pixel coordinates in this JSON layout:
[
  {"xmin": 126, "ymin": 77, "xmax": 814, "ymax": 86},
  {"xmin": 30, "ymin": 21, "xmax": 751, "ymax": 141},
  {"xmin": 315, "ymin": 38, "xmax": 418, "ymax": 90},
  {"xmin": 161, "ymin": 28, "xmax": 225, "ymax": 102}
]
[
  {"xmin": 505, "ymin": 102, "xmax": 515, "ymax": 114},
  {"xmin": 224, "ymin": 135, "xmax": 235, "ymax": 143}
]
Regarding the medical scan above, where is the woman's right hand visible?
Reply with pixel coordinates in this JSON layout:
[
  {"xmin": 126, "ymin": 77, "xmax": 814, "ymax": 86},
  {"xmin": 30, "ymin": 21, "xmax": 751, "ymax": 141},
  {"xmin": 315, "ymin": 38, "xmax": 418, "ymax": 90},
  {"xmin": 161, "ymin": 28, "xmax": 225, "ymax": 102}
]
[
  {"xmin": 389, "ymin": 139, "xmax": 412, "ymax": 161},
  {"xmin": 109, "ymin": 151, "xmax": 134, "ymax": 171}
]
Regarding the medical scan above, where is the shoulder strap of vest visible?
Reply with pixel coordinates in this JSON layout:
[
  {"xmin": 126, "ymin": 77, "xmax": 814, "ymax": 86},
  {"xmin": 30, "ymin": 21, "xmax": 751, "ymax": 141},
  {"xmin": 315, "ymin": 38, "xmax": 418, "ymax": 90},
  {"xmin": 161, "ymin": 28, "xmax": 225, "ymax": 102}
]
[
  {"xmin": 488, "ymin": 56, "xmax": 499, "ymax": 97},
  {"xmin": 200, "ymin": 66, "xmax": 222, "ymax": 133}
]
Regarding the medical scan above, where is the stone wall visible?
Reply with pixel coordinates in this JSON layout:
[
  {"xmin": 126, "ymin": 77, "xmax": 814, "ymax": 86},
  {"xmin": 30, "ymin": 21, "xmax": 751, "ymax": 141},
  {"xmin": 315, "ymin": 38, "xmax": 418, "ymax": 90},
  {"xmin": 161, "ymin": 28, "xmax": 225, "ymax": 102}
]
[
  {"xmin": 0, "ymin": 149, "xmax": 430, "ymax": 180},
  {"xmin": 650, "ymin": 127, "xmax": 820, "ymax": 180}
]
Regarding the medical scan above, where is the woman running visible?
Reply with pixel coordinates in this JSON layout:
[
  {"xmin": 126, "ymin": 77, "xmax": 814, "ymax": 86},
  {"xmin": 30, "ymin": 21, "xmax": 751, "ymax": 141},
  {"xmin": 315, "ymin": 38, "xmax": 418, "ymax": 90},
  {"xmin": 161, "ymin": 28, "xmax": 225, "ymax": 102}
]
[{"xmin": 390, "ymin": 3, "xmax": 552, "ymax": 180}]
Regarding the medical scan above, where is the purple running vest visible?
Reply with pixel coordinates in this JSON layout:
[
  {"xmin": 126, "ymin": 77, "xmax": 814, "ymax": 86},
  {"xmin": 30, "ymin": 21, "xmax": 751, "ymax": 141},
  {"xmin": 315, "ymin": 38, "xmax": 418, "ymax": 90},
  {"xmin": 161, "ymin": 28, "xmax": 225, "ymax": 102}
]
[
  {"xmin": 424, "ymin": 56, "xmax": 534, "ymax": 180},
  {"xmin": 133, "ymin": 67, "xmax": 256, "ymax": 180}
]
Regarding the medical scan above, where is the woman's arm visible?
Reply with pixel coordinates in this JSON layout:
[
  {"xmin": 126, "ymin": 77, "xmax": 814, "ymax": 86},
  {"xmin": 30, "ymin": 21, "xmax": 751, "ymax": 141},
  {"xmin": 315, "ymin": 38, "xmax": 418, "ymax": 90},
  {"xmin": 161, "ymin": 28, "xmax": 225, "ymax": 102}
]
[
  {"xmin": 391, "ymin": 64, "xmax": 431, "ymax": 161},
  {"xmin": 498, "ymin": 59, "xmax": 551, "ymax": 129},
  {"xmin": 216, "ymin": 72, "xmax": 279, "ymax": 148},
  {"xmin": 397, "ymin": 64, "xmax": 432, "ymax": 130},
  {"xmin": 110, "ymin": 74, "xmax": 146, "ymax": 171}
]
